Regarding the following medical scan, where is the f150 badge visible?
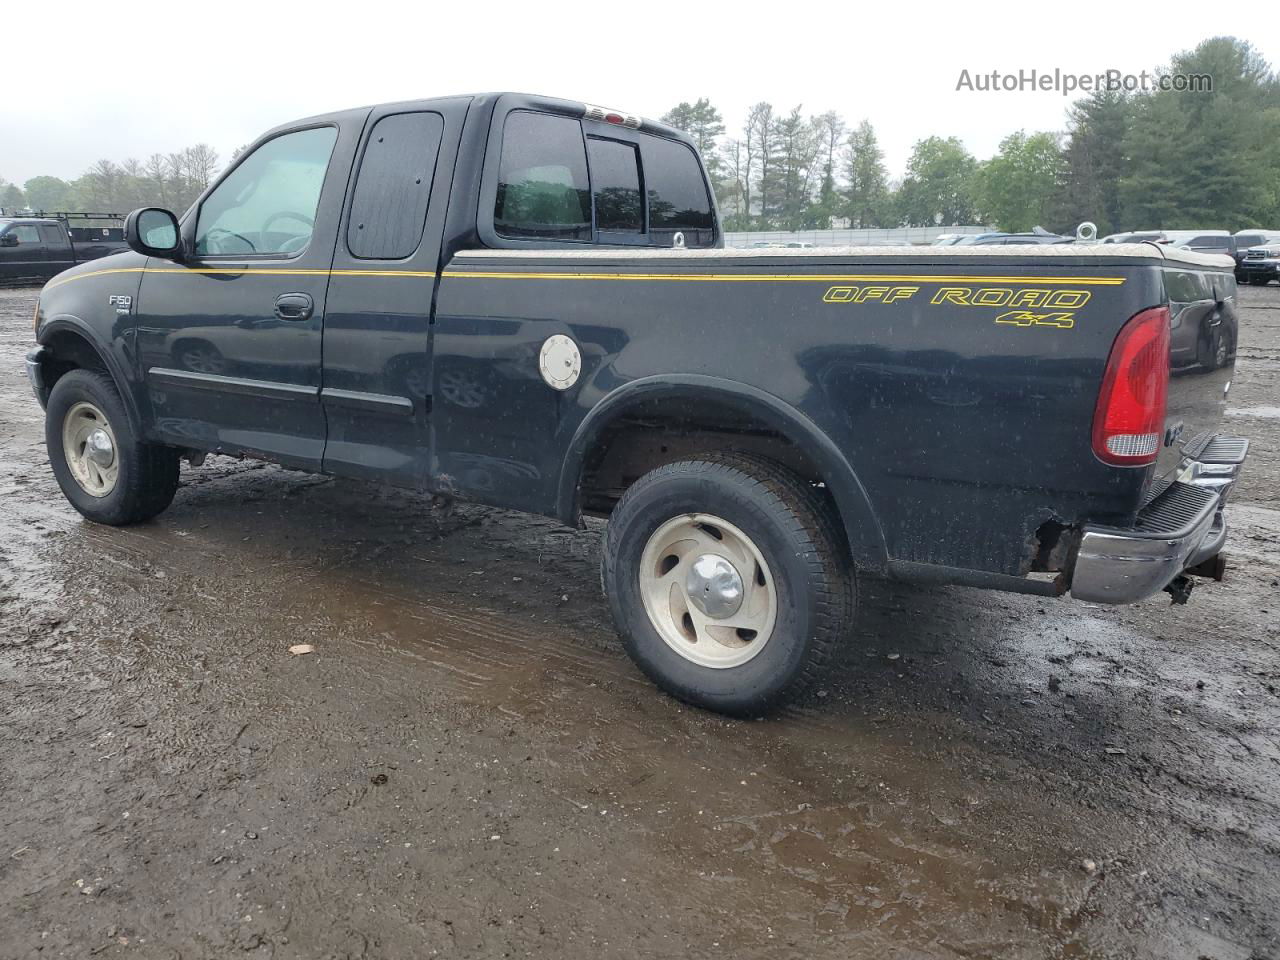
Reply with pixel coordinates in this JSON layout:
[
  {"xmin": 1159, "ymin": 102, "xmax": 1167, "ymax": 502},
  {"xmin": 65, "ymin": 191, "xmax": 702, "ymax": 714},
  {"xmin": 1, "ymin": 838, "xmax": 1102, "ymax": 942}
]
[{"xmin": 108, "ymin": 295, "xmax": 133, "ymax": 315}]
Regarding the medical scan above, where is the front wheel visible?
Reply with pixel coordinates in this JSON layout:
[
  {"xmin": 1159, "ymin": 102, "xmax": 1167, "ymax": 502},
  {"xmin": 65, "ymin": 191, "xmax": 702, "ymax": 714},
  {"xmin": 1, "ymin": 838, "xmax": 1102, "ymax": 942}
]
[
  {"xmin": 45, "ymin": 369, "xmax": 181, "ymax": 525},
  {"xmin": 602, "ymin": 453, "xmax": 854, "ymax": 715}
]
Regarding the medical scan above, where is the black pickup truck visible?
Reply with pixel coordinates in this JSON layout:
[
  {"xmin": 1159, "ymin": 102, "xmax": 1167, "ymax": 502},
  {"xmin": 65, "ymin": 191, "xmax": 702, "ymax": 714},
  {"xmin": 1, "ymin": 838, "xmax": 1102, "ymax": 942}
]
[
  {"xmin": 26, "ymin": 93, "xmax": 1250, "ymax": 714},
  {"xmin": 1, "ymin": 213, "xmax": 127, "ymax": 283}
]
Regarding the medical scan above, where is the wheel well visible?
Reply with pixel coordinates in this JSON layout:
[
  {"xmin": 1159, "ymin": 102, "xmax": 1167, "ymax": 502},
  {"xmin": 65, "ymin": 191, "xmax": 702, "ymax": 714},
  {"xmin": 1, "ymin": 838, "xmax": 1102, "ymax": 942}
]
[
  {"xmin": 41, "ymin": 329, "xmax": 111, "ymax": 392},
  {"xmin": 578, "ymin": 394, "xmax": 837, "ymax": 524}
]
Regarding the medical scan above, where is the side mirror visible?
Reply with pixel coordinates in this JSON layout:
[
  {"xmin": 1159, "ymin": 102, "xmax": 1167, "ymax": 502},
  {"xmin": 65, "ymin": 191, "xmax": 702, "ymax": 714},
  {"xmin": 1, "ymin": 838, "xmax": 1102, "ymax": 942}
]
[
  {"xmin": 0, "ymin": 233, "xmax": 18, "ymax": 247},
  {"xmin": 125, "ymin": 207, "xmax": 183, "ymax": 260}
]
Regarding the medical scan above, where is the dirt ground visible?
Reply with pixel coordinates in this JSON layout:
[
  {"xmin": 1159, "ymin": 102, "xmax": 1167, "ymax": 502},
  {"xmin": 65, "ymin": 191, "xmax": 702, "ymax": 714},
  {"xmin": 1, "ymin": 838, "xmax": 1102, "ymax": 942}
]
[{"xmin": 1, "ymin": 285, "xmax": 1278, "ymax": 960}]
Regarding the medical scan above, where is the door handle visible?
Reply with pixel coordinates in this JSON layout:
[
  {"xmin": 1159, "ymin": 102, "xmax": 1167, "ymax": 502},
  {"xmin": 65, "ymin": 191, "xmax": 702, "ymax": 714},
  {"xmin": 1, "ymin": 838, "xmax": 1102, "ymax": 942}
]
[{"xmin": 275, "ymin": 293, "xmax": 314, "ymax": 321}]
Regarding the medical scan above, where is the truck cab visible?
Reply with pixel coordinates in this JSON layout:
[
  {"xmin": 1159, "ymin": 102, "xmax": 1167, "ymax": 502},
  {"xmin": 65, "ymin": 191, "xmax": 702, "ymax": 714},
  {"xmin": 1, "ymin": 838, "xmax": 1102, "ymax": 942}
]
[{"xmin": 0, "ymin": 213, "xmax": 126, "ymax": 282}]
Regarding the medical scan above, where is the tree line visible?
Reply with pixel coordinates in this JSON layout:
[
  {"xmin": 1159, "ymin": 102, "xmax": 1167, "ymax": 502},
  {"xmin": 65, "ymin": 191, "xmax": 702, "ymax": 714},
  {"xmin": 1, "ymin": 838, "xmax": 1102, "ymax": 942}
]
[
  {"xmin": 3, "ymin": 36, "xmax": 1276, "ymax": 235},
  {"xmin": 666, "ymin": 35, "xmax": 1279, "ymax": 235},
  {"xmin": 0, "ymin": 144, "xmax": 222, "ymax": 218}
]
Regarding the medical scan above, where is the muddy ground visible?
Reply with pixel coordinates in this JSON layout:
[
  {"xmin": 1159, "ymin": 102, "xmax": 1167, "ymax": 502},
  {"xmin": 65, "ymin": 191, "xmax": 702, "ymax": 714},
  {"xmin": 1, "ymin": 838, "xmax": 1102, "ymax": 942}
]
[{"xmin": 1, "ymin": 285, "xmax": 1278, "ymax": 960}]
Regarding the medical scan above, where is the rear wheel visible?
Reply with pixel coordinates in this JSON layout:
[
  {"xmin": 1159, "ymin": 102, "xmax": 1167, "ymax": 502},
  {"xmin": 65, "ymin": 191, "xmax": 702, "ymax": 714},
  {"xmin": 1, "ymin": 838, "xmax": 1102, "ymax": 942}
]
[
  {"xmin": 46, "ymin": 369, "xmax": 180, "ymax": 525},
  {"xmin": 602, "ymin": 453, "xmax": 854, "ymax": 715}
]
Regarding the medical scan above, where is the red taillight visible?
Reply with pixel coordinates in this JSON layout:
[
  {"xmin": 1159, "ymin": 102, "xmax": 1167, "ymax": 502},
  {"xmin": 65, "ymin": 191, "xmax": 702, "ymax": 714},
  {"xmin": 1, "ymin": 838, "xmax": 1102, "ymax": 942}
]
[
  {"xmin": 1092, "ymin": 305, "xmax": 1170, "ymax": 466},
  {"xmin": 605, "ymin": 113, "xmax": 625, "ymax": 125}
]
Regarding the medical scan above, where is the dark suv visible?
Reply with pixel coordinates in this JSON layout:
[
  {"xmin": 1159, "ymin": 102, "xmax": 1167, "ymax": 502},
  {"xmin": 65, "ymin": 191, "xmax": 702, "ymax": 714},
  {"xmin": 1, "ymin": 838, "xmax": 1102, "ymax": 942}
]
[
  {"xmin": 1239, "ymin": 235, "xmax": 1280, "ymax": 285},
  {"xmin": 1233, "ymin": 232, "xmax": 1276, "ymax": 279}
]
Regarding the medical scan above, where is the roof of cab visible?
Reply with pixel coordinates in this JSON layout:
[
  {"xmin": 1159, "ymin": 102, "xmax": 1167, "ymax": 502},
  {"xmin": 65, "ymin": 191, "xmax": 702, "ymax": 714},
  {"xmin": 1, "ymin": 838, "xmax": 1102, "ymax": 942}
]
[{"xmin": 274, "ymin": 92, "xmax": 690, "ymax": 144}]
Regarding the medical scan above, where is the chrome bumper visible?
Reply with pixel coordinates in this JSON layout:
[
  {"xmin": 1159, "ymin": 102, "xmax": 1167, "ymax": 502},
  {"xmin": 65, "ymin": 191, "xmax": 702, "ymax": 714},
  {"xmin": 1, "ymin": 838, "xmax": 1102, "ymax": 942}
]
[
  {"xmin": 25, "ymin": 346, "xmax": 48, "ymax": 408},
  {"xmin": 1070, "ymin": 435, "xmax": 1248, "ymax": 604}
]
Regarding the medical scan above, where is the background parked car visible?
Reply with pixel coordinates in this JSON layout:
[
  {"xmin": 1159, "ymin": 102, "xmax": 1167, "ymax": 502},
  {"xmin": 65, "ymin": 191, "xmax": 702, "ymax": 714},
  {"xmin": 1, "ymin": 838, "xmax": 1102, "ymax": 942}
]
[
  {"xmin": 1231, "ymin": 229, "xmax": 1280, "ymax": 279},
  {"xmin": 1239, "ymin": 238, "xmax": 1280, "ymax": 285},
  {"xmin": 1101, "ymin": 230, "xmax": 1166, "ymax": 244},
  {"xmin": 968, "ymin": 228, "xmax": 1073, "ymax": 245},
  {"xmin": 1161, "ymin": 229, "xmax": 1233, "ymax": 256}
]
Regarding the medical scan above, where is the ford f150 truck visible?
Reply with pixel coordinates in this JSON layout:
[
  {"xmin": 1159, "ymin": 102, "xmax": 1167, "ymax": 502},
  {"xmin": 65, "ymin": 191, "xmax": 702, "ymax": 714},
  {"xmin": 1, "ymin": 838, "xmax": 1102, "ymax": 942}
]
[
  {"xmin": 1, "ymin": 213, "xmax": 127, "ymax": 283},
  {"xmin": 25, "ymin": 93, "xmax": 1250, "ymax": 715}
]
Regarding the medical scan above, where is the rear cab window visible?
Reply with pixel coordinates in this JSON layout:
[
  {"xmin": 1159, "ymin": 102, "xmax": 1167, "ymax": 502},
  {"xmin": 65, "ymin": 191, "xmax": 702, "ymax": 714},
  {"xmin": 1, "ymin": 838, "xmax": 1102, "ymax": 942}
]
[
  {"xmin": 489, "ymin": 108, "xmax": 716, "ymax": 249},
  {"xmin": 494, "ymin": 112, "xmax": 592, "ymax": 241},
  {"xmin": 347, "ymin": 112, "xmax": 444, "ymax": 259},
  {"xmin": 639, "ymin": 134, "xmax": 715, "ymax": 247}
]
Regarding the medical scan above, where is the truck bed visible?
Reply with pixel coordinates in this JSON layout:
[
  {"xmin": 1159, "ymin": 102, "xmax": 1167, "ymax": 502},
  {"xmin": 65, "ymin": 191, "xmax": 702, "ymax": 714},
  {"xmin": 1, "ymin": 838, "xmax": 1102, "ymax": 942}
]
[{"xmin": 434, "ymin": 242, "xmax": 1235, "ymax": 576}]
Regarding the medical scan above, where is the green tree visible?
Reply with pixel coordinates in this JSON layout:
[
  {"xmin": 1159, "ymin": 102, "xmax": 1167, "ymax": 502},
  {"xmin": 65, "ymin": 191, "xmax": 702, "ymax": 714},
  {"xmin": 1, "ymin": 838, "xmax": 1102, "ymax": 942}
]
[
  {"xmin": 1048, "ymin": 90, "xmax": 1133, "ymax": 235},
  {"xmin": 1, "ymin": 181, "xmax": 25, "ymax": 212},
  {"xmin": 811, "ymin": 111, "xmax": 846, "ymax": 228},
  {"xmin": 896, "ymin": 136, "xmax": 978, "ymax": 226},
  {"xmin": 660, "ymin": 98, "xmax": 726, "ymax": 184},
  {"xmin": 976, "ymin": 130, "xmax": 1064, "ymax": 232},
  {"xmin": 745, "ymin": 102, "xmax": 777, "ymax": 228},
  {"xmin": 772, "ymin": 106, "xmax": 821, "ymax": 229},
  {"xmin": 842, "ymin": 120, "xmax": 892, "ymax": 227},
  {"xmin": 22, "ymin": 175, "xmax": 74, "ymax": 212},
  {"xmin": 1120, "ymin": 36, "xmax": 1280, "ymax": 229}
]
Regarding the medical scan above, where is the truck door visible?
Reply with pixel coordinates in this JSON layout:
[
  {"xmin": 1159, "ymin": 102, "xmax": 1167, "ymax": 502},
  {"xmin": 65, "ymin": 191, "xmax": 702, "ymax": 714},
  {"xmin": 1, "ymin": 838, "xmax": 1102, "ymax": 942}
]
[
  {"xmin": 0, "ymin": 223, "xmax": 46, "ymax": 280},
  {"xmin": 39, "ymin": 223, "xmax": 74, "ymax": 273},
  {"xmin": 134, "ymin": 119, "xmax": 362, "ymax": 470},
  {"xmin": 320, "ymin": 99, "xmax": 466, "ymax": 488}
]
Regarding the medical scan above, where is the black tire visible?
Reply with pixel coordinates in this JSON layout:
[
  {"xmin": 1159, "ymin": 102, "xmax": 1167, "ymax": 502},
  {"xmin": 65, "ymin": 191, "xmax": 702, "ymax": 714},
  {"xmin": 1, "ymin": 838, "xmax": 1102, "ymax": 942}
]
[
  {"xmin": 602, "ymin": 452, "xmax": 854, "ymax": 716},
  {"xmin": 45, "ymin": 369, "xmax": 180, "ymax": 525},
  {"xmin": 1198, "ymin": 328, "xmax": 1228, "ymax": 370}
]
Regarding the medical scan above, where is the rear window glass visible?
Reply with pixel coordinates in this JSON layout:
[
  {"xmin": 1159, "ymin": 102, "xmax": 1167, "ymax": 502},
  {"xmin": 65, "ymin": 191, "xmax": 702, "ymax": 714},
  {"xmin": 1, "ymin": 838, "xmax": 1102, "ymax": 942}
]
[
  {"xmin": 348, "ymin": 112, "xmax": 444, "ymax": 260},
  {"xmin": 587, "ymin": 138, "xmax": 642, "ymax": 233},
  {"xmin": 494, "ymin": 112, "xmax": 591, "ymax": 241},
  {"xmin": 639, "ymin": 134, "xmax": 714, "ymax": 247},
  {"xmin": 1165, "ymin": 269, "xmax": 1209, "ymax": 302}
]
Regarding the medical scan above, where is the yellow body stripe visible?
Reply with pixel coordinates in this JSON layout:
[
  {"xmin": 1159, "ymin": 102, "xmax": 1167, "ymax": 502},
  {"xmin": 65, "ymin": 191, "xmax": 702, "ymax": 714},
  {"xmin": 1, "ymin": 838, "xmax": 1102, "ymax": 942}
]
[
  {"xmin": 45, "ymin": 265, "xmax": 1125, "ymax": 290},
  {"xmin": 45, "ymin": 266, "xmax": 438, "ymax": 289},
  {"xmin": 440, "ymin": 270, "xmax": 1125, "ymax": 285}
]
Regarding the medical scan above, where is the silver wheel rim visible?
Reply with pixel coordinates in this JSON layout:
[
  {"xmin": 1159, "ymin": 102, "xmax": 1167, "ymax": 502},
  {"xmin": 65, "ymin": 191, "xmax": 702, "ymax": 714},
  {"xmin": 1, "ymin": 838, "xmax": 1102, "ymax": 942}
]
[
  {"xmin": 61, "ymin": 401, "xmax": 119, "ymax": 498},
  {"xmin": 638, "ymin": 513, "xmax": 777, "ymax": 669}
]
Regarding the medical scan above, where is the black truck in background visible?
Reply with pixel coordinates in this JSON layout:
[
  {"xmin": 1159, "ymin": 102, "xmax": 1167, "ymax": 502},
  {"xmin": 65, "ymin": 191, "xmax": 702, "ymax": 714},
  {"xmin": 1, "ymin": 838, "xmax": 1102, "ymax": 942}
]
[
  {"xmin": 25, "ymin": 93, "xmax": 1251, "ymax": 715},
  {"xmin": 0, "ymin": 213, "xmax": 127, "ymax": 283}
]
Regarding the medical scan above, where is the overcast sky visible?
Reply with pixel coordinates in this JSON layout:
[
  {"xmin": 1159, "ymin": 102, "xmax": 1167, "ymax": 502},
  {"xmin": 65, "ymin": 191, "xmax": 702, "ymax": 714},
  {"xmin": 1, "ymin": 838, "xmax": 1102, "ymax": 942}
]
[{"xmin": 2, "ymin": 0, "xmax": 1275, "ymax": 186}]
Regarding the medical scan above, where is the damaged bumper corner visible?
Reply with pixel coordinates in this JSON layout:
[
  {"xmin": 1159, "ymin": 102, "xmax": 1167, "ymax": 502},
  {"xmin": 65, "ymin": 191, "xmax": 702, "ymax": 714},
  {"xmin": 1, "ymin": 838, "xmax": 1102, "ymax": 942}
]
[
  {"xmin": 25, "ymin": 346, "xmax": 48, "ymax": 409},
  {"xmin": 1070, "ymin": 435, "xmax": 1249, "ymax": 604}
]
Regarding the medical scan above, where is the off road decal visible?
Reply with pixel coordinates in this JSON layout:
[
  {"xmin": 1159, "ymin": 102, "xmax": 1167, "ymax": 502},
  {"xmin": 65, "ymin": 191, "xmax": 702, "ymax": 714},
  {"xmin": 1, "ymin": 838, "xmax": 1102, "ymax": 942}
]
[{"xmin": 821, "ymin": 284, "xmax": 1093, "ymax": 329}]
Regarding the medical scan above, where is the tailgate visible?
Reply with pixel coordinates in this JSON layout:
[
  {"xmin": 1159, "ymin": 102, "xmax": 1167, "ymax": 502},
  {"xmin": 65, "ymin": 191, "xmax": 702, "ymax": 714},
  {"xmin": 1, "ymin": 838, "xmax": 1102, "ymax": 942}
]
[{"xmin": 1154, "ymin": 266, "xmax": 1237, "ymax": 494}]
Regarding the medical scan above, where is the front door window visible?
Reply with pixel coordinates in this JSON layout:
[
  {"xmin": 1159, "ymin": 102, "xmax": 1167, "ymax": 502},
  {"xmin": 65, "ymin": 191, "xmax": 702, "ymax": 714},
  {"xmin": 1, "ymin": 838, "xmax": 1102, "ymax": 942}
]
[{"xmin": 195, "ymin": 127, "xmax": 338, "ymax": 257}]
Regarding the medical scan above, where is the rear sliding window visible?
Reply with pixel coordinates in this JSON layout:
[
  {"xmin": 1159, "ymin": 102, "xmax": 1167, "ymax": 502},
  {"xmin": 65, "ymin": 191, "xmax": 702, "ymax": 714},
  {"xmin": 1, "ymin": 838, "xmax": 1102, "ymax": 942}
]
[
  {"xmin": 348, "ymin": 112, "xmax": 444, "ymax": 259},
  {"xmin": 494, "ymin": 111, "xmax": 715, "ymax": 247},
  {"xmin": 587, "ymin": 138, "xmax": 643, "ymax": 233}
]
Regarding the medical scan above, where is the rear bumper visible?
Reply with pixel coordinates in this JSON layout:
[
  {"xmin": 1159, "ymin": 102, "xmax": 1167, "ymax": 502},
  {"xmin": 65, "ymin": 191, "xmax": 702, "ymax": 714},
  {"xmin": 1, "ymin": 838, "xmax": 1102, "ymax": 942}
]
[
  {"xmin": 1070, "ymin": 435, "xmax": 1249, "ymax": 604},
  {"xmin": 25, "ymin": 346, "xmax": 48, "ymax": 409}
]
